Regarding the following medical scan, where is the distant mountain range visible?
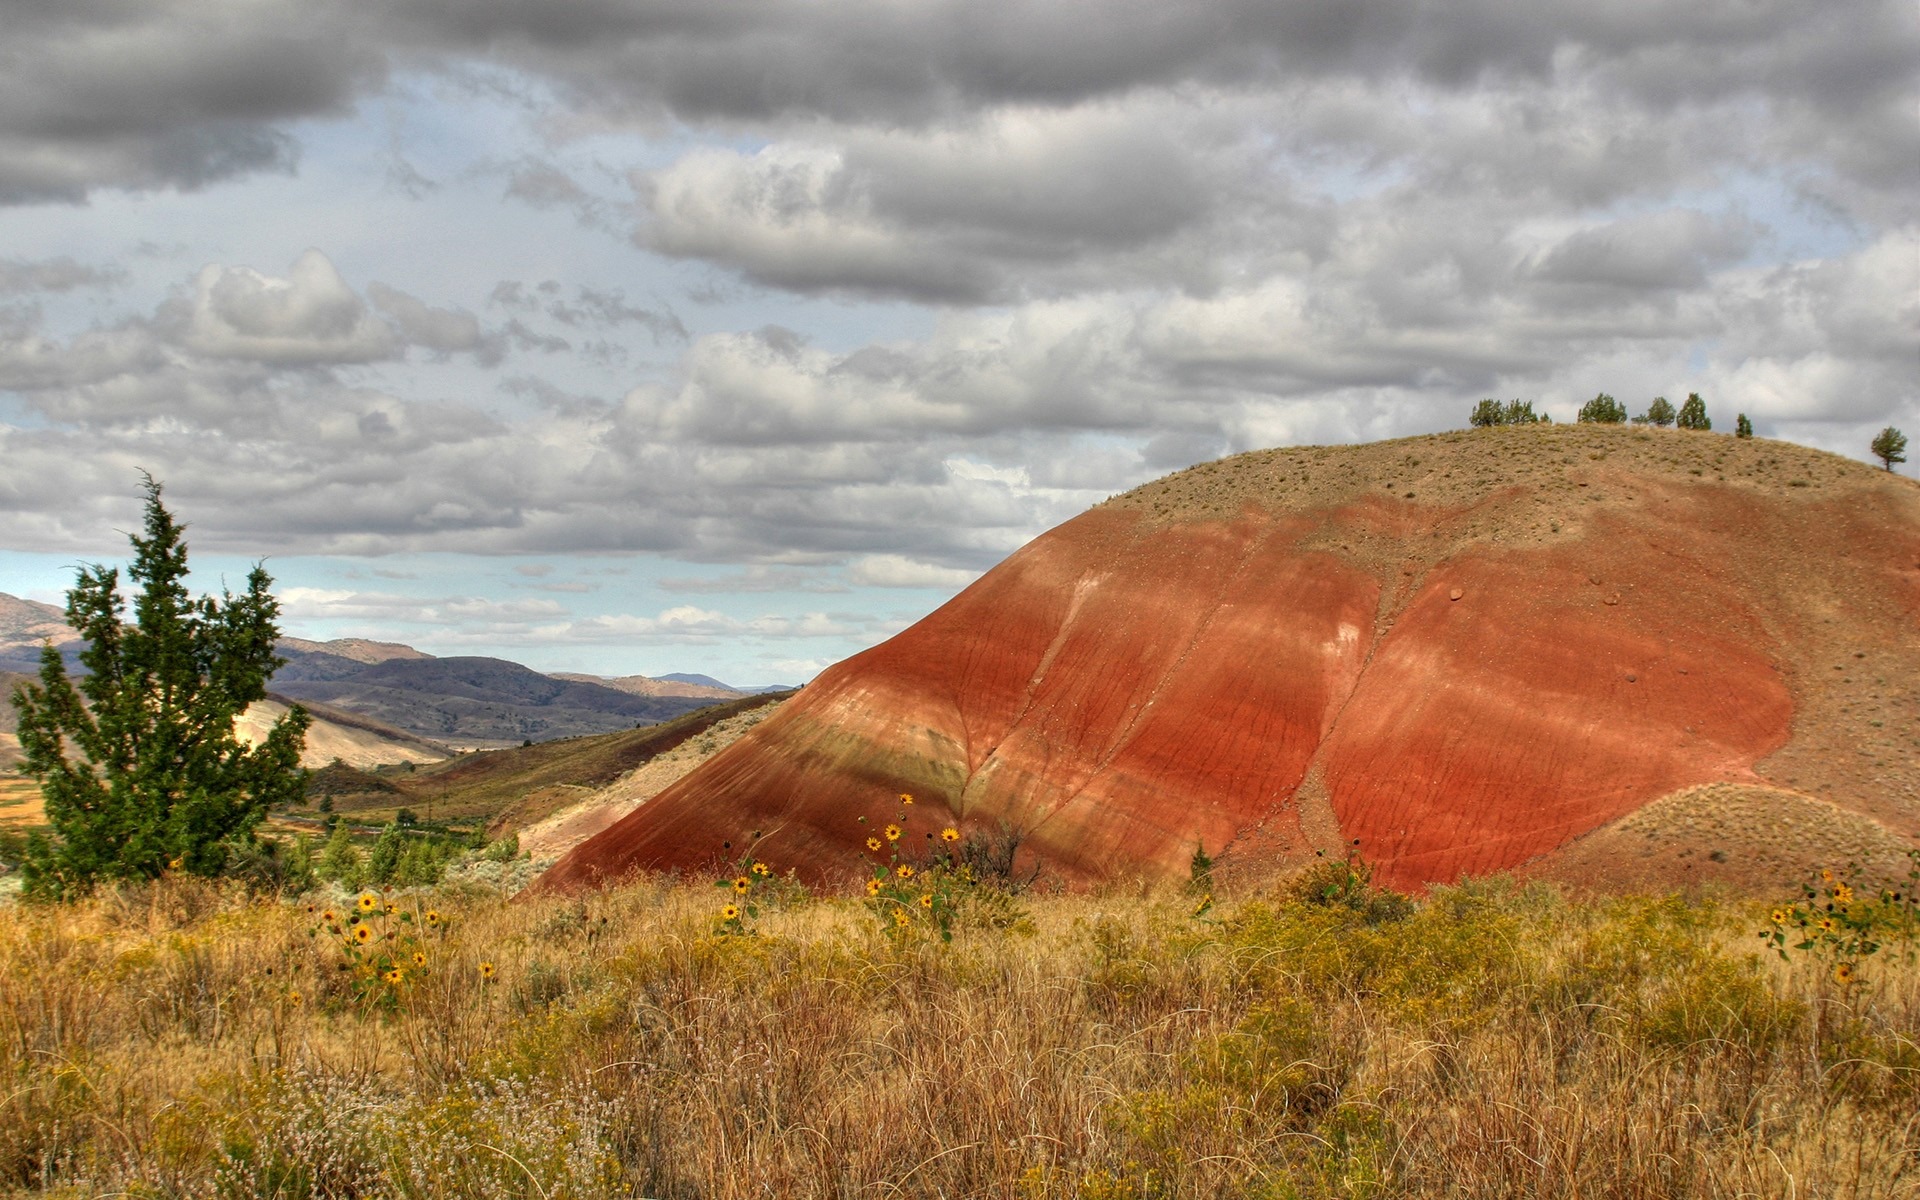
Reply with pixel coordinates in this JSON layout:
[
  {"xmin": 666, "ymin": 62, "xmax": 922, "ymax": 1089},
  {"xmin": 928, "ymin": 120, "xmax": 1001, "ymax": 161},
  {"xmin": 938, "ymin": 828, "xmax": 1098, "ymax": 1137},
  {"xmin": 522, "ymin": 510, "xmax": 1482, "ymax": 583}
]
[{"xmin": 0, "ymin": 591, "xmax": 794, "ymax": 749}]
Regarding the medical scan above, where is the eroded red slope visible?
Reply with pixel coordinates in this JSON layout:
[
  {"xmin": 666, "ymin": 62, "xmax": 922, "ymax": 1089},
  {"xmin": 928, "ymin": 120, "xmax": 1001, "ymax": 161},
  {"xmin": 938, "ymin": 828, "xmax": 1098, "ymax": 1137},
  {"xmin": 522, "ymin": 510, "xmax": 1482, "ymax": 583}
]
[{"xmin": 534, "ymin": 429, "xmax": 1919, "ymax": 895}]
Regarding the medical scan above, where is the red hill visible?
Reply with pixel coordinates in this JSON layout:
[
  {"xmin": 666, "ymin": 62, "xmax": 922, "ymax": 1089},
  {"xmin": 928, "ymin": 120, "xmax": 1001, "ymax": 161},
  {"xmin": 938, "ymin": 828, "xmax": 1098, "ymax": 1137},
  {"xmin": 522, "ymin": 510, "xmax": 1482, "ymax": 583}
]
[{"xmin": 536, "ymin": 426, "xmax": 1920, "ymax": 895}]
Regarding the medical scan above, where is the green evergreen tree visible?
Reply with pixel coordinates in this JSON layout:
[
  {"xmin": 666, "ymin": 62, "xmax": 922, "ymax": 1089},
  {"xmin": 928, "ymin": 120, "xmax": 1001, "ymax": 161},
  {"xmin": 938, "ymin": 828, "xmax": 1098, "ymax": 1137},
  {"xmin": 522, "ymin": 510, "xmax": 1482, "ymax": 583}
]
[
  {"xmin": 317, "ymin": 820, "xmax": 362, "ymax": 886},
  {"xmin": 1676, "ymin": 393, "xmax": 1710, "ymax": 430},
  {"xmin": 1871, "ymin": 426, "xmax": 1907, "ymax": 472},
  {"xmin": 1577, "ymin": 393, "xmax": 1627, "ymax": 424},
  {"xmin": 1736, "ymin": 413, "xmax": 1754, "ymax": 439},
  {"xmin": 1643, "ymin": 396, "xmax": 1676, "ymax": 427},
  {"xmin": 1469, "ymin": 398, "xmax": 1504, "ymax": 427},
  {"xmin": 1501, "ymin": 399, "xmax": 1541, "ymax": 424},
  {"xmin": 365, "ymin": 821, "xmax": 405, "ymax": 886},
  {"xmin": 11, "ymin": 477, "xmax": 309, "ymax": 898}
]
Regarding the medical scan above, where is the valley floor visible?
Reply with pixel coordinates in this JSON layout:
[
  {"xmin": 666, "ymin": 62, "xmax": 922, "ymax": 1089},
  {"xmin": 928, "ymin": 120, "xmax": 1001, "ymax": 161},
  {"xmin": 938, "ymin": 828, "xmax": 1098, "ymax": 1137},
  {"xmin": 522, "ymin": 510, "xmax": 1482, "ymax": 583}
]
[{"xmin": 1, "ymin": 867, "xmax": 1915, "ymax": 1198}]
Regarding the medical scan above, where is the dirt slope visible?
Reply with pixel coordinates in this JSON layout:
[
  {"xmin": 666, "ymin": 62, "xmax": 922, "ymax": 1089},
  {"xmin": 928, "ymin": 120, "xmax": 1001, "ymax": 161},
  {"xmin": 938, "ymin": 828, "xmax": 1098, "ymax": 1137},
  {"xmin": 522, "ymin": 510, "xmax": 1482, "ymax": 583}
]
[{"xmin": 538, "ymin": 426, "xmax": 1920, "ymax": 895}]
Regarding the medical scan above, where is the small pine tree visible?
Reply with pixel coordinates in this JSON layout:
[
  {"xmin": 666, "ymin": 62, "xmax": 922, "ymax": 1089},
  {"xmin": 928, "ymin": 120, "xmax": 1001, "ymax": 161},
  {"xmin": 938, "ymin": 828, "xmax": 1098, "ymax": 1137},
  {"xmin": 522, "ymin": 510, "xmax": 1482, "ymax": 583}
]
[
  {"xmin": 11, "ymin": 477, "xmax": 309, "ymax": 898},
  {"xmin": 1501, "ymin": 399, "xmax": 1541, "ymax": 425},
  {"xmin": 1736, "ymin": 413, "xmax": 1754, "ymax": 439},
  {"xmin": 1577, "ymin": 393, "xmax": 1627, "ymax": 424},
  {"xmin": 1643, "ymin": 396, "xmax": 1676, "ymax": 427},
  {"xmin": 1676, "ymin": 393, "xmax": 1710, "ymax": 431},
  {"xmin": 365, "ymin": 821, "xmax": 405, "ymax": 886},
  {"xmin": 1871, "ymin": 426, "xmax": 1907, "ymax": 472},
  {"xmin": 317, "ymin": 820, "xmax": 361, "ymax": 886},
  {"xmin": 1469, "ymin": 399, "xmax": 1504, "ymax": 428}
]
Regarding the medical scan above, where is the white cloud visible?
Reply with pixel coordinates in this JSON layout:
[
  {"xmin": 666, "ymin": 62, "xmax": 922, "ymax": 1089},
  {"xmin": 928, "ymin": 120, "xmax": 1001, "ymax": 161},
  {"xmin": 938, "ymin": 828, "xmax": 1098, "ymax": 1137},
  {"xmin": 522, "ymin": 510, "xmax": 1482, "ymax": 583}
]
[
  {"xmin": 177, "ymin": 250, "xmax": 399, "ymax": 364},
  {"xmin": 846, "ymin": 555, "xmax": 981, "ymax": 589}
]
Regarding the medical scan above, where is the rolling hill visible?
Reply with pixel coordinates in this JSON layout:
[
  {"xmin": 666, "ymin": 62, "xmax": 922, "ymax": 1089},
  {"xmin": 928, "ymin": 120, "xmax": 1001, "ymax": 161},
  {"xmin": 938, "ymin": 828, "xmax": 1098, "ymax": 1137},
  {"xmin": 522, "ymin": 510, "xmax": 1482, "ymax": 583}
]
[{"xmin": 536, "ymin": 425, "xmax": 1920, "ymax": 897}]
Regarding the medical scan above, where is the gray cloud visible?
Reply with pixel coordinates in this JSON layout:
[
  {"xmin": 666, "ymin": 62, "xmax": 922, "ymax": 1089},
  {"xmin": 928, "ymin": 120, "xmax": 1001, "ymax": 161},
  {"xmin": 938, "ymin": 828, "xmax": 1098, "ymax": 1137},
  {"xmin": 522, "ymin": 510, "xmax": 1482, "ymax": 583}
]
[
  {"xmin": 1, "ymin": 0, "xmax": 1913, "ymax": 593},
  {"xmin": 0, "ymin": 256, "xmax": 126, "ymax": 293}
]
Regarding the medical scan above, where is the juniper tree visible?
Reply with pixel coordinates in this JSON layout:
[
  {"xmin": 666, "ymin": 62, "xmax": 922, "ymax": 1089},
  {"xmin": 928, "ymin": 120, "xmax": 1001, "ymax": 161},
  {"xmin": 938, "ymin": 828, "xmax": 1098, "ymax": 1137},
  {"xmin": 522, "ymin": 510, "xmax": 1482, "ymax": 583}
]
[
  {"xmin": 1577, "ymin": 393, "xmax": 1627, "ymax": 424},
  {"xmin": 1643, "ymin": 396, "xmax": 1676, "ymax": 427},
  {"xmin": 1736, "ymin": 413, "xmax": 1753, "ymax": 439},
  {"xmin": 1676, "ymin": 393, "xmax": 1710, "ymax": 431},
  {"xmin": 10, "ymin": 477, "xmax": 309, "ymax": 897},
  {"xmin": 1871, "ymin": 426, "xmax": 1907, "ymax": 472}
]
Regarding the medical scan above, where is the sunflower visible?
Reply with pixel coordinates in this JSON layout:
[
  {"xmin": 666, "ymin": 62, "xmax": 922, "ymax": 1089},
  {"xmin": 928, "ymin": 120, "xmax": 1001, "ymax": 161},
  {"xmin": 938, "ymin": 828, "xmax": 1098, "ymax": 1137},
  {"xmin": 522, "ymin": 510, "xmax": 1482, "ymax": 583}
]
[
  {"xmin": 732, "ymin": 876, "xmax": 752, "ymax": 894},
  {"xmin": 918, "ymin": 893, "xmax": 934, "ymax": 909},
  {"xmin": 424, "ymin": 910, "xmax": 441, "ymax": 927},
  {"xmin": 1833, "ymin": 962, "xmax": 1856, "ymax": 985},
  {"xmin": 412, "ymin": 951, "xmax": 427, "ymax": 968},
  {"xmin": 383, "ymin": 968, "xmax": 404, "ymax": 985},
  {"xmin": 479, "ymin": 961, "xmax": 496, "ymax": 980},
  {"xmin": 721, "ymin": 904, "xmax": 741, "ymax": 921},
  {"xmin": 353, "ymin": 925, "xmax": 374, "ymax": 945},
  {"xmin": 1834, "ymin": 883, "xmax": 1853, "ymax": 905},
  {"xmin": 893, "ymin": 908, "xmax": 911, "ymax": 926},
  {"xmin": 1818, "ymin": 916, "xmax": 1837, "ymax": 933},
  {"xmin": 287, "ymin": 991, "xmax": 303, "ymax": 1006},
  {"xmin": 321, "ymin": 909, "xmax": 339, "ymax": 924},
  {"xmin": 884, "ymin": 824, "xmax": 902, "ymax": 842},
  {"xmin": 896, "ymin": 864, "xmax": 915, "ymax": 880},
  {"xmin": 752, "ymin": 862, "xmax": 771, "ymax": 877},
  {"xmin": 1769, "ymin": 908, "xmax": 1787, "ymax": 925},
  {"xmin": 866, "ymin": 878, "xmax": 884, "ymax": 897},
  {"xmin": 357, "ymin": 893, "xmax": 379, "ymax": 912},
  {"xmin": 867, "ymin": 837, "xmax": 883, "ymax": 851},
  {"xmin": 941, "ymin": 827, "xmax": 960, "ymax": 843}
]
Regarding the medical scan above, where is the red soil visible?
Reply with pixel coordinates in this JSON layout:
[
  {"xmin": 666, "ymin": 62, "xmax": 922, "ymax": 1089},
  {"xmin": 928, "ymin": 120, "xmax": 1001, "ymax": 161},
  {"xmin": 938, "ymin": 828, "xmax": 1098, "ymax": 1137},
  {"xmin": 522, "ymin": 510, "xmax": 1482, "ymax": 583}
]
[{"xmin": 535, "ymin": 429, "xmax": 1920, "ymax": 895}]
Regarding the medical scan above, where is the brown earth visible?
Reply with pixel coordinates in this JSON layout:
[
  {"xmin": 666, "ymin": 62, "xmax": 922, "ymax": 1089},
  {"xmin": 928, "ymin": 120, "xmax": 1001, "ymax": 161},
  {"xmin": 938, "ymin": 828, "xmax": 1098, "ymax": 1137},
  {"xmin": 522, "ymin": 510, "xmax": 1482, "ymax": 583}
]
[{"xmin": 536, "ymin": 425, "xmax": 1920, "ymax": 896}]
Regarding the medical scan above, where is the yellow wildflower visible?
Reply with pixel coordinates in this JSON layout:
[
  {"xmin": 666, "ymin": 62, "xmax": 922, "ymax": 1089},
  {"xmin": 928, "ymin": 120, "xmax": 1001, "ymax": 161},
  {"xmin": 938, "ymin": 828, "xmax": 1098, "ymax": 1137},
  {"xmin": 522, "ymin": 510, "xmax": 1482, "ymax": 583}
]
[
  {"xmin": 867, "ymin": 837, "xmax": 883, "ymax": 851},
  {"xmin": 383, "ymin": 968, "xmax": 404, "ymax": 985},
  {"xmin": 941, "ymin": 827, "xmax": 960, "ymax": 843},
  {"xmin": 424, "ymin": 910, "xmax": 441, "ymax": 927},
  {"xmin": 919, "ymin": 893, "xmax": 933, "ymax": 909},
  {"xmin": 893, "ymin": 908, "xmax": 910, "ymax": 927},
  {"xmin": 1834, "ymin": 883, "xmax": 1853, "ymax": 905},
  {"xmin": 866, "ymin": 878, "xmax": 884, "ymax": 897},
  {"xmin": 1769, "ymin": 908, "xmax": 1787, "ymax": 925},
  {"xmin": 896, "ymin": 864, "xmax": 915, "ymax": 880},
  {"xmin": 412, "ymin": 951, "xmax": 427, "ymax": 968},
  {"xmin": 479, "ymin": 961, "xmax": 496, "ymax": 979},
  {"xmin": 721, "ymin": 903, "xmax": 741, "ymax": 921},
  {"xmin": 353, "ymin": 925, "xmax": 374, "ymax": 945},
  {"xmin": 1833, "ymin": 962, "xmax": 1856, "ymax": 985},
  {"xmin": 752, "ymin": 862, "xmax": 771, "ymax": 877},
  {"xmin": 357, "ymin": 893, "xmax": 379, "ymax": 912},
  {"xmin": 884, "ymin": 824, "xmax": 902, "ymax": 842},
  {"xmin": 732, "ymin": 876, "xmax": 752, "ymax": 894}
]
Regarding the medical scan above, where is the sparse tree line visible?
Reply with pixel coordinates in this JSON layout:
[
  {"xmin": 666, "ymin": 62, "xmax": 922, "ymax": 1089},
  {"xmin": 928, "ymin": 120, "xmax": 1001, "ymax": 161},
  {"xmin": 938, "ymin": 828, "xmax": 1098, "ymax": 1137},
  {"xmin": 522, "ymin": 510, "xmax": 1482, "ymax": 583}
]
[{"xmin": 1470, "ymin": 392, "xmax": 1907, "ymax": 471}]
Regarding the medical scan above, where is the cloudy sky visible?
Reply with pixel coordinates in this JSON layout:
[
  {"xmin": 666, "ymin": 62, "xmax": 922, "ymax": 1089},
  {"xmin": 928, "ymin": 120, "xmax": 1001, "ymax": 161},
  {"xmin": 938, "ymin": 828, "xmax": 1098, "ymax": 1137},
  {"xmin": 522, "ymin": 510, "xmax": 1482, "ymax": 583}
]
[{"xmin": 1, "ymin": 0, "xmax": 1914, "ymax": 685}]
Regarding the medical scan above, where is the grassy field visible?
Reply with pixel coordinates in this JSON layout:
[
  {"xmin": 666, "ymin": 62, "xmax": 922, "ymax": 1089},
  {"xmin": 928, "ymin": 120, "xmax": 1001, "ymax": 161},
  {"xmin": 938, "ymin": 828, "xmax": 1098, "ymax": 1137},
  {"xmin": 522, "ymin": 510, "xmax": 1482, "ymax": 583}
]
[{"xmin": 1, "ymin": 862, "xmax": 1915, "ymax": 1198}]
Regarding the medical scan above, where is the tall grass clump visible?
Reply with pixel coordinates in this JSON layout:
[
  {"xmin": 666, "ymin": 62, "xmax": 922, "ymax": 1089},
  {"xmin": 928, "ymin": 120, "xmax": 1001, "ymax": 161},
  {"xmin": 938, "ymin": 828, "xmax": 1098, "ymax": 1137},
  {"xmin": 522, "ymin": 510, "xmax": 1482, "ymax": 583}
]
[{"xmin": 0, "ymin": 853, "xmax": 1914, "ymax": 1197}]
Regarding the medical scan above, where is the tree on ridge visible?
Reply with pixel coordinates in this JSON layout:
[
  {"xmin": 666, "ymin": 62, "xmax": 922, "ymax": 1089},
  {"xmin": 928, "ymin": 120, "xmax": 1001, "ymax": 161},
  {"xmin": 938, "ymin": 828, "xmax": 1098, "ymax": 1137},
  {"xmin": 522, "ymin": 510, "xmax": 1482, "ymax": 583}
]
[{"xmin": 1871, "ymin": 426, "xmax": 1907, "ymax": 472}]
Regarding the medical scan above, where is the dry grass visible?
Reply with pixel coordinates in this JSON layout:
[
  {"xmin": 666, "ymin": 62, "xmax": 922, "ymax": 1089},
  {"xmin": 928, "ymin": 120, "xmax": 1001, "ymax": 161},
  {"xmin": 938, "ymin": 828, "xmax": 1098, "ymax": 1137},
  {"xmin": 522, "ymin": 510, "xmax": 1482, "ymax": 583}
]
[{"xmin": 2, "ymin": 867, "xmax": 1915, "ymax": 1199}]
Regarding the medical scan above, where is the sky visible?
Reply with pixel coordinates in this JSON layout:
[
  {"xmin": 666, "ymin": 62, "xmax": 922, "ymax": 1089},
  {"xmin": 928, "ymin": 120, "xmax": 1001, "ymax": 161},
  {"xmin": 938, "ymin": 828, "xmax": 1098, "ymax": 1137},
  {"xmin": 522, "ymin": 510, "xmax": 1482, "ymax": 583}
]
[{"xmin": 1, "ymin": 0, "xmax": 1914, "ymax": 687}]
